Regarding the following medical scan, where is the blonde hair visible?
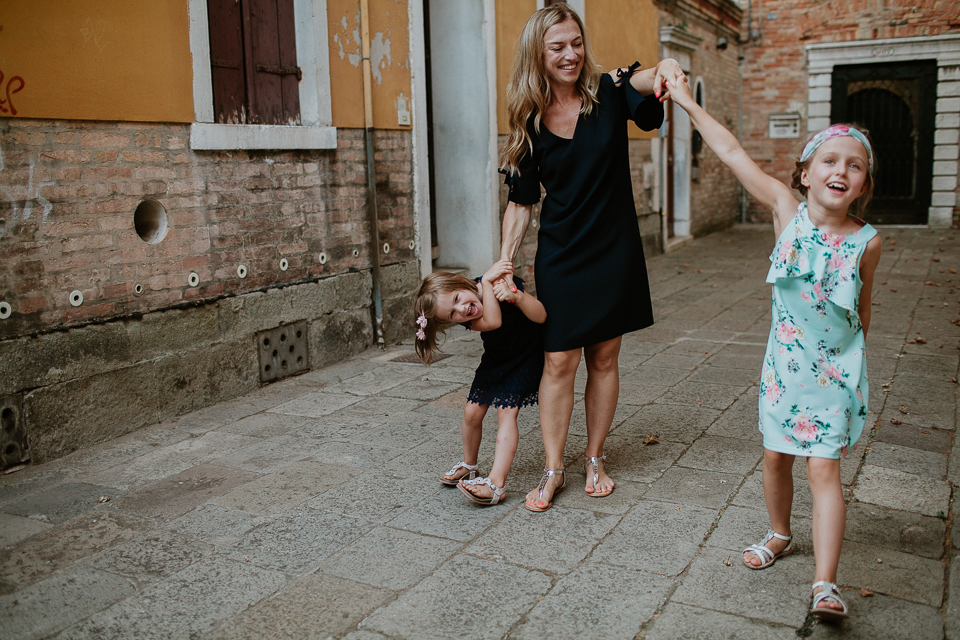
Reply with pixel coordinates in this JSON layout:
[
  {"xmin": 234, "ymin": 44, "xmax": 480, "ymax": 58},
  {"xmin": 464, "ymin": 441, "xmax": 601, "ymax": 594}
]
[
  {"xmin": 790, "ymin": 123, "xmax": 877, "ymax": 218},
  {"xmin": 413, "ymin": 272, "xmax": 479, "ymax": 365},
  {"xmin": 500, "ymin": 4, "xmax": 602, "ymax": 175}
]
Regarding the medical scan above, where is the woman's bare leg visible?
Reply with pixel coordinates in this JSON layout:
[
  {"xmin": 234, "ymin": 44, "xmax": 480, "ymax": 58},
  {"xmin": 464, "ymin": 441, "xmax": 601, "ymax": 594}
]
[
  {"xmin": 525, "ymin": 348, "xmax": 580, "ymax": 509},
  {"xmin": 582, "ymin": 336, "xmax": 622, "ymax": 494}
]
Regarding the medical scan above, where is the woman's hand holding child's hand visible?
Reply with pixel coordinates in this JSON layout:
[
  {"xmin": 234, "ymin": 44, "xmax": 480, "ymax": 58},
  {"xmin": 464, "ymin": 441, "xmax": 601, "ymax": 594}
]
[
  {"xmin": 483, "ymin": 259, "xmax": 514, "ymax": 284},
  {"xmin": 665, "ymin": 77, "xmax": 694, "ymax": 109},
  {"xmin": 493, "ymin": 279, "xmax": 519, "ymax": 303}
]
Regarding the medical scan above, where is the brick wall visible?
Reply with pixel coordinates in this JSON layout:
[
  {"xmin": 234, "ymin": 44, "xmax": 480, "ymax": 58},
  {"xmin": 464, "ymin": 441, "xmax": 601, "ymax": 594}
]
[
  {"xmin": 0, "ymin": 120, "xmax": 420, "ymax": 462},
  {"xmin": 739, "ymin": 0, "xmax": 960, "ymax": 224}
]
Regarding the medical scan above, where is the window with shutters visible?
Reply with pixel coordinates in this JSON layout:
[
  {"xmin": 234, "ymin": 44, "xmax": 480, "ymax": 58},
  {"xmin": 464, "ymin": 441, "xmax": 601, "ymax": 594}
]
[
  {"xmin": 208, "ymin": 0, "xmax": 301, "ymax": 125},
  {"xmin": 188, "ymin": 0, "xmax": 336, "ymax": 150}
]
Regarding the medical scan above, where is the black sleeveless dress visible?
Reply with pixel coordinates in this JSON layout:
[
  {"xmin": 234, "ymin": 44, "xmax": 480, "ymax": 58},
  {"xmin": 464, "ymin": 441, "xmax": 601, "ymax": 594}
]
[
  {"xmin": 466, "ymin": 277, "xmax": 544, "ymax": 409},
  {"xmin": 504, "ymin": 72, "xmax": 663, "ymax": 352}
]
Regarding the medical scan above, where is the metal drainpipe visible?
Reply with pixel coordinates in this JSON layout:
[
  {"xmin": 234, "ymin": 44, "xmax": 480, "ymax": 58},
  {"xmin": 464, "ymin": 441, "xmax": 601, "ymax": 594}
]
[{"xmin": 360, "ymin": 0, "xmax": 384, "ymax": 348}]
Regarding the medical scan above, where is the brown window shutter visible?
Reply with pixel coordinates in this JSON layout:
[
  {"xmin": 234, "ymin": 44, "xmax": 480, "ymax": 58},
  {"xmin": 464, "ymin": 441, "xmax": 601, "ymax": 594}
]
[
  {"xmin": 247, "ymin": 0, "xmax": 301, "ymax": 124},
  {"xmin": 207, "ymin": 0, "xmax": 247, "ymax": 123}
]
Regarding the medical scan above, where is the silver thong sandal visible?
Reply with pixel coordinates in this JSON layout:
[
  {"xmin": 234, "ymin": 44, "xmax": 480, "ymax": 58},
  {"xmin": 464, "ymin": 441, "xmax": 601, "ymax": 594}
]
[
  {"xmin": 524, "ymin": 468, "xmax": 565, "ymax": 512},
  {"xmin": 742, "ymin": 529, "xmax": 794, "ymax": 569},
  {"xmin": 440, "ymin": 461, "xmax": 478, "ymax": 486},
  {"xmin": 811, "ymin": 581, "xmax": 849, "ymax": 620}
]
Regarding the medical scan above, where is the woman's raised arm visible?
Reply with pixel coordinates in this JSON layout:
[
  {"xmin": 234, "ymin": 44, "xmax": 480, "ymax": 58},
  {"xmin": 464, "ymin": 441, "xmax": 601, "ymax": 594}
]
[{"xmin": 499, "ymin": 201, "xmax": 532, "ymax": 292}]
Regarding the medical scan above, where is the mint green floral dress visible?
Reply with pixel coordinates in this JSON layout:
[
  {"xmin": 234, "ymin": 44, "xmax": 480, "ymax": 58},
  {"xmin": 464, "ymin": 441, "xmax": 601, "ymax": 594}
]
[{"xmin": 759, "ymin": 203, "xmax": 877, "ymax": 459}]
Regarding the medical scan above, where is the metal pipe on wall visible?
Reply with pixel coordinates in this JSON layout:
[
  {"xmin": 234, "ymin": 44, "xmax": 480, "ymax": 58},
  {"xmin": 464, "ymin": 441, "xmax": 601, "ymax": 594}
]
[{"xmin": 360, "ymin": 0, "xmax": 384, "ymax": 348}]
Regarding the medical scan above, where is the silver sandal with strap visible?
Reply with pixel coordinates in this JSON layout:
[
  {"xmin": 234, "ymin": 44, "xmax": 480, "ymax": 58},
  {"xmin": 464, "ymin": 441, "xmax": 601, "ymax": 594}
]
[
  {"xmin": 441, "ymin": 461, "xmax": 478, "ymax": 486},
  {"xmin": 458, "ymin": 476, "xmax": 506, "ymax": 506},
  {"xmin": 742, "ymin": 529, "xmax": 794, "ymax": 569},
  {"xmin": 811, "ymin": 580, "xmax": 849, "ymax": 620},
  {"xmin": 524, "ymin": 468, "xmax": 565, "ymax": 512},
  {"xmin": 584, "ymin": 455, "xmax": 614, "ymax": 497}
]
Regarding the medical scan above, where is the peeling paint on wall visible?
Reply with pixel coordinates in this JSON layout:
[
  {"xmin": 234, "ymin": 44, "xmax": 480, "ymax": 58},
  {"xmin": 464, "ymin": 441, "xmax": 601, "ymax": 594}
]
[{"xmin": 330, "ymin": 10, "xmax": 392, "ymax": 84}]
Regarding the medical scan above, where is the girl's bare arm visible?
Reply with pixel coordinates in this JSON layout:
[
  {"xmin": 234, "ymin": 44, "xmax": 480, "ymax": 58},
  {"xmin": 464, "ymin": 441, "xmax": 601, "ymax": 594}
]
[
  {"xmin": 667, "ymin": 78, "xmax": 799, "ymax": 237},
  {"xmin": 857, "ymin": 235, "xmax": 882, "ymax": 336}
]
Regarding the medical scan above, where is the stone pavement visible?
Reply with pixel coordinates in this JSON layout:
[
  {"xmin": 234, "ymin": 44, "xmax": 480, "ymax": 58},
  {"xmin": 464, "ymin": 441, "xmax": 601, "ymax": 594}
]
[{"xmin": 1, "ymin": 225, "xmax": 958, "ymax": 640}]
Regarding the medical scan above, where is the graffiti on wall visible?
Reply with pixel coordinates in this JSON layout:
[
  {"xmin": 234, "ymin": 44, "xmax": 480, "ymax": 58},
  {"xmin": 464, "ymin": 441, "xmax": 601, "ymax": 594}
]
[
  {"xmin": 0, "ymin": 71, "xmax": 25, "ymax": 116},
  {"xmin": 0, "ymin": 141, "xmax": 53, "ymax": 239}
]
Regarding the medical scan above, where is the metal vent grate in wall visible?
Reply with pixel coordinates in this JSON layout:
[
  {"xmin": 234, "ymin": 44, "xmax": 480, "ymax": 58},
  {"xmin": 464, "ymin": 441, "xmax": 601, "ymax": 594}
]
[
  {"xmin": 0, "ymin": 394, "xmax": 30, "ymax": 469},
  {"xmin": 257, "ymin": 321, "xmax": 310, "ymax": 383}
]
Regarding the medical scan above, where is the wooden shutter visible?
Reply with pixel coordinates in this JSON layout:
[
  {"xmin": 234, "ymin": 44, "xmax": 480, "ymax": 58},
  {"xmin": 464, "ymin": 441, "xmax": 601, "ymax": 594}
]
[
  {"xmin": 207, "ymin": 0, "xmax": 247, "ymax": 123},
  {"xmin": 207, "ymin": 0, "xmax": 300, "ymax": 125}
]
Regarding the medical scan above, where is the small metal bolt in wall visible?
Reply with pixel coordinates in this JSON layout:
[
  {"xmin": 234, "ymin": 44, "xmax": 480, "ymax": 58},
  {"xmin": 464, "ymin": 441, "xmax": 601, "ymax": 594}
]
[
  {"xmin": 408, "ymin": 240, "xmax": 415, "ymax": 250},
  {"xmin": 237, "ymin": 265, "xmax": 247, "ymax": 278},
  {"xmin": 318, "ymin": 252, "xmax": 327, "ymax": 265},
  {"xmin": 70, "ymin": 290, "xmax": 84, "ymax": 306},
  {"xmin": 134, "ymin": 283, "xmax": 144, "ymax": 296},
  {"xmin": 279, "ymin": 258, "xmax": 289, "ymax": 271},
  {"xmin": 352, "ymin": 249, "xmax": 359, "ymax": 257},
  {"xmin": 383, "ymin": 243, "xmax": 390, "ymax": 254},
  {"xmin": 188, "ymin": 272, "xmax": 200, "ymax": 287},
  {"xmin": 0, "ymin": 302, "xmax": 11, "ymax": 319}
]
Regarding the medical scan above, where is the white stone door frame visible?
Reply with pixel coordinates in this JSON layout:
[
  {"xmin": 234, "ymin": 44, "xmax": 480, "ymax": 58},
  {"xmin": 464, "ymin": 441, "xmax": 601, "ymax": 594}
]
[{"xmin": 806, "ymin": 35, "xmax": 960, "ymax": 228}]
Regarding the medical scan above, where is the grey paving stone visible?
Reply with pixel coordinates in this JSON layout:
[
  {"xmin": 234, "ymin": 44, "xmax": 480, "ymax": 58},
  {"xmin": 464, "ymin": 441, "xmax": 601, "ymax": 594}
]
[
  {"xmin": 210, "ymin": 434, "xmax": 328, "ymax": 474},
  {"xmin": 620, "ymin": 365, "xmax": 691, "ymax": 387},
  {"xmin": 645, "ymin": 602, "xmax": 797, "ymax": 640},
  {"xmin": 309, "ymin": 472, "xmax": 441, "ymax": 524},
  {"xmin": 321, "ymin": 395, "xmax": 423, "ymax": 430},
  {"xmin": 672, "ymin": 546, "xmax": 812, "ymax": 627},
  {"xmin": 419, "ymin": 364, "xmax": 477, "ymax": 385},
  {"xmin": 590, "ymin": 500, "xmax": 716, "ymax": 576},
  {"xmin": 707, "ymin": 392, "xmax": 763, "ymax": 441},
  {"xmin": 707, "ymin": 504, "xmax": 812, "ymax": 558},
  {"xmin": 1, "ymin": 481, "xmax": 117, "ymax": 524},
  {"xmin": 612, "ymin": 380, "xmax": 670, "ymax": 406},
  {"xmin": 342, "ymin": 631, "xmax": 390, "ymax": 640},
  {"xmin": 324, "ymin": 363, "xmax": 425, "ymax": 395},
  {"xmin": 83, "ymin": 528, "xmax": 208, "ymax": 584},
  {"xmin": 382, "ymin": 377, "xmax": 465, "ymax": 401},
  {"xmin": 512, "ymin": 562, "xmax": 674, "ymax": 640},
  {"xmin": 54, "ymin": 423, "xmax": 190, "ymax": 472},
  {"xmin": 0, "ymin": 465, "xmax": 77, "ymax": 508},
  {"xmin": 217, "ymin": 411, "xmax": 312, "ymax": 438},
  {"xmin": 213, "ymin": 460, "xmax": 354, "ymax": 516},
  {"xmin": 601, "ymin": 433, "xmax": 687, "ymax": 484},
  {"xmin": 166, "ymin": 504, "xmax": 263, "ymax": 547},
  {"xmin": 201, "ymin": 571, "xmax": 394, "ymax": 640},
  {"xmin": 853, "ymin": 464, "xmax": 952, "ymax": 517},
  {"xmin": 882, "ymin": 379, "xmax": 957, "ymax": 431},
  {"xmin": 386, "ymin": 483, "xmax": 515, "ymax": 541},
  {"xmin": 568, "ymin": 399, "xmax": 640, "ymax": 436},
  {"xmin": 0, "ymin": 566, "xmax": 137, "ymax": 640},
  {"xmin": 657, "ymin": 380, "xmax": 749, "ymax": 411},
  {"xmin": 946, "ymin": 552, "xmax": 960, "ymax": 640},
  {"xmin": 321, "ymin": 526, "xmax": 461, "ymax": 590},
  {"xmin": 615, "ymin": 403, "xmax": 721, "ymax": 443},
  {"xmin": 111, "ymin": 463, "xmax": 259, "ymax": 520},
  {"xmin": 645, "ymin": 466, "xmax": 741, "ymax": 509},
  {"xmin": 807, "ymin": 591, "xmax": 944, "ymax": 639},
  {"xmin": 874, "ymin": 422, "xmax": 952, "ymax": 454},
  {"xmin": 895, "ymin": 352, "xmax": 959, "ymax": 380},
  {"xmin": 305, "ymin": 439, "xmax": 403, "ymax": 471},
  {"xmin": 866, "ymin": 442, "xmax": 948, "ymax": 479},
  {"xmin": 845, "ymin": 502, "xmax": 945, "ymax": 560},
  {"xmin": 87, "ymin": 431, "xmax": 261, "ymax": 492},
  {"xmin": 360, "ymin": 554, "xmax": 551, "ymax": 640},
  {"xmin": 838, "ymin": 540, "xmax": 945, "ymax": 607},
  {"xmin": 465, "ymin": 505, "xmax": 619, "ymax": 574},
  {"xmin": 687, "ymin": 365, "xmax": 761, "ymax": 387},
  {"xmin": 347, "ymin": 413, "xmax": 451, "ymax": 451},
  {"xmin": 173, "ymin": 400, "xmax": 262, "ymax": 435},
  {"xmin": 0, "ymin": 510, "xmax": 153, "ymax": 590},
  {"xmin": 552, "ymin": 478, "xmax": 649, "ymax": 514},
  {"xmin": 57, "ymin": 557, "xmax": 287, "ymax": 640},
  {"xmin": 268, "ymin": 391, "xmax": 365, "ymax": 417},
  {"xmin": 0, "ymin": 513, "xmax": 51, "ymax": 548},
  {"xmin": 677, "ymin": 435, "xmax": 763, "ymax": 475},
  {"xmin": 228, "ymin": 508, "xmax": 374, "ymax": 574}
]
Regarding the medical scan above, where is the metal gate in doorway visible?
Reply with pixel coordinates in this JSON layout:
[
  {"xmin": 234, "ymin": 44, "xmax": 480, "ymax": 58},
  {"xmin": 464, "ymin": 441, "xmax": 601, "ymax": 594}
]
[{"xmin": 830, "ymin": 61, "xmax": 937, "ymax": 225}]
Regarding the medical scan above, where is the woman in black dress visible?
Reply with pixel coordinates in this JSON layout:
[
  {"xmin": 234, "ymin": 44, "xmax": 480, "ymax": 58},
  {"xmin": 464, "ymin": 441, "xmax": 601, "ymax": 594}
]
[{"xmin": 498, "ymin": 5, "xmax": 683, "ymax": 511}]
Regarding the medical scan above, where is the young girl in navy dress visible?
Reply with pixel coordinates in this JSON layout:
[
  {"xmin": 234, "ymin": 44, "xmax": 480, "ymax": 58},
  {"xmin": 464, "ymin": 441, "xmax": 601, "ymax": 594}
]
[
  {"xmin": 414, "ymin": 260, "xmax": 546, "ymax": 506},
  {"xmin": 669, "ymin": 78, "xmax": 882, "ymax": 620}
]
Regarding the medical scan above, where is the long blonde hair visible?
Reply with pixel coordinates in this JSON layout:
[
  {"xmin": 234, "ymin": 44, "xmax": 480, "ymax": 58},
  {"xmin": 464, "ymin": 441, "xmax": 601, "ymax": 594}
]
[
  {"xmin": 413, "ymin": 272, "xmax": 479, "ymax": 365},
  {"xmin": 500, "ymin": 4, "xmax": 602, "ymax": 175}
]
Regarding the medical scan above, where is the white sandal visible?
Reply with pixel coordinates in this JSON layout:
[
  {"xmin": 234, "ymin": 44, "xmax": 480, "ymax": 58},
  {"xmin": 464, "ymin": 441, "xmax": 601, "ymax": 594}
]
[
  {"xmin": 441, "ymin": 461, "xmax": 478, "ymax": 486},
  {"xmin": 458, "ymin": 476, "xmax": 505, "ymax": 506},
  {"xmin": 742, "ymin": 529, "xmax": 794, "ymax": 569},
  {"xmin": 811, "ymin": 581, "xmax": 849, "ymax": 620}
]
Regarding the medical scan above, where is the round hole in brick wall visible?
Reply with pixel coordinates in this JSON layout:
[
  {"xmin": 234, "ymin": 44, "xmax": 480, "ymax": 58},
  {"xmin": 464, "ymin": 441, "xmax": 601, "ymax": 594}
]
[{"xmin": 134, "ymin": 199, "xmax": 169, "ymax": 244}]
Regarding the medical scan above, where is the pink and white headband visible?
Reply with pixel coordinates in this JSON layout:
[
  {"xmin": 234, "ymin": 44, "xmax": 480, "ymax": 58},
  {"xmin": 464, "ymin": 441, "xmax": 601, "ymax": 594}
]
[{"xmin": 800, "ymin": 124, "xmax": 874, "ymax": 173}]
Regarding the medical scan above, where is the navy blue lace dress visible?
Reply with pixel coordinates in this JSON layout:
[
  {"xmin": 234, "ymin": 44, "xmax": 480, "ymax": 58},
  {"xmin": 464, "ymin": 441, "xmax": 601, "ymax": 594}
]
[
  {"xmin": 504, "ymin": 70, "xmax": 663, "ymax": 351},
  {"xmin": 466, "ymin": 277, "xmax": 544, "ymax": 409}
]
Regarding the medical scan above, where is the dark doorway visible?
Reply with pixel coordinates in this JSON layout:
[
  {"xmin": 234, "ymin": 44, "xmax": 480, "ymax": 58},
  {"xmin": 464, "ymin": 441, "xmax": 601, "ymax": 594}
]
[{"xmin": 831, "ymin": 61, "xmax": 937, "ymax": 225}]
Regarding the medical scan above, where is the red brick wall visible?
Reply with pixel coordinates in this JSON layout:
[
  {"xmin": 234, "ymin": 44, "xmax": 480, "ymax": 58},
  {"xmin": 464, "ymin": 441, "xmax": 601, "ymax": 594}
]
[
  {"xmin": 739, "ymin": 0, "xmax": 960, "ymax": 222},
  {"xmin": 0, "ymin": 122, "xmax": 416, "ymax": 339}
]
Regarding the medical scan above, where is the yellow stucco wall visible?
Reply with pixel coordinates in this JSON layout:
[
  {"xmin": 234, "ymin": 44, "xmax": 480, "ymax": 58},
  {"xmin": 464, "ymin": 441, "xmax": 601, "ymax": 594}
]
[
  {"xmin": 495, "ymin": 0, "xmax": 660, "ymax": 139},
  {"xmin": 328, "ymin": 0, "xmax": 412, "ymax": 130},
  {"xmin": 0, "ymin": 0, "xmax": 194, "ymax": 123}
]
